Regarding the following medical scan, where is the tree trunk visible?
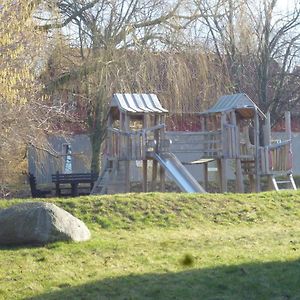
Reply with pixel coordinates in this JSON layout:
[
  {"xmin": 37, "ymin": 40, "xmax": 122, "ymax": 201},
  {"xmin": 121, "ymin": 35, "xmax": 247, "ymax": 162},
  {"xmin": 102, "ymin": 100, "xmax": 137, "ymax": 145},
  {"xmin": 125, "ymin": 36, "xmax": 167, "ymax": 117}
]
[
  {"xmin": 90, "ymin": 127, "xmax": 105, "ymax": 174},
  {"xmin": 88, "ymin": 95, "xmax": 107, "ymax": 174}
]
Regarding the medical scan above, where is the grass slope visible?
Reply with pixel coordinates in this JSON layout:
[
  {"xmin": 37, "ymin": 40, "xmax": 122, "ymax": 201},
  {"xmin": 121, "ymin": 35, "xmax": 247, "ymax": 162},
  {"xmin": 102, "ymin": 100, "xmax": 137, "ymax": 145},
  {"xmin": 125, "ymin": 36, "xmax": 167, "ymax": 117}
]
[{"xmin": 0, "ymin": 191, "xmax": 299, "ymax": 300}]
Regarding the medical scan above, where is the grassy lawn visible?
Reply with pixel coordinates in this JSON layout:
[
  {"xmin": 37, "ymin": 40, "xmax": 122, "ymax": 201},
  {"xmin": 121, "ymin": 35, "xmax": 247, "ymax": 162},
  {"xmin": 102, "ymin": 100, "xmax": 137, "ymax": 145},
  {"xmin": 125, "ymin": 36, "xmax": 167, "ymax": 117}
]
[{"xmin": 0, "ymin": 191, "xmax": 300, "ymax": 299}]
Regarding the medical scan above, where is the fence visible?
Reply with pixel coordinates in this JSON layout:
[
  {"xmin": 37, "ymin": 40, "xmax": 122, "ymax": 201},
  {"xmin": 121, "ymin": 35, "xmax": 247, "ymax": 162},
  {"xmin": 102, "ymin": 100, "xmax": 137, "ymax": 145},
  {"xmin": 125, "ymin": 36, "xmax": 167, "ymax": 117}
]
[
  {"xmin": 260, "ymin": 140, "xmax": 292, "ymax": 174},
  {"xmin": 107, "ymin": 124, "xmax": 166, "ymax": 160}
]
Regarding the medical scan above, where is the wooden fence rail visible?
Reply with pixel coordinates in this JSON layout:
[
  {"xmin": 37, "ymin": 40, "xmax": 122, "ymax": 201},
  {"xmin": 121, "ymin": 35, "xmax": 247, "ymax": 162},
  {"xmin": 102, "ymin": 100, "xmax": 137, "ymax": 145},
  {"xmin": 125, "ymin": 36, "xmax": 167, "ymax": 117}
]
[
  {"xmin": 107, "ymin": 124, "xmax": 165, "ymax": 160},
  {"xmin": 260, "ymin": 140, "xmax": 292, "ymax": 174}
]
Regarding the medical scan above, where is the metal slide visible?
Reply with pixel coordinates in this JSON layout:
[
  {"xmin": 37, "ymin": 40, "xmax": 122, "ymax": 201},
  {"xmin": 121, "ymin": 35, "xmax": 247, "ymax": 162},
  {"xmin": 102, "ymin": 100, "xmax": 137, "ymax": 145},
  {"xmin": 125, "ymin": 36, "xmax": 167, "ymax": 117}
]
[{"xmin": 153, "ymin": 152, "xmax": 206, "ymax": 193}]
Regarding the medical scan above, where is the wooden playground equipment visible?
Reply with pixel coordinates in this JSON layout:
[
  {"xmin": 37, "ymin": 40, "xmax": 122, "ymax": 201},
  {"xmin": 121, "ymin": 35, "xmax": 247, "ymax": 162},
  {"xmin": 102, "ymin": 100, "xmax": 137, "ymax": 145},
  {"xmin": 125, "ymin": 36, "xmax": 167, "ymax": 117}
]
[
  {"xmin": 91, "ymin": 93, "xmax": 296, "ymax": 194},
  {"xmin": 195, "ymin": 93, "xmax": 296, "ymax": 192}
]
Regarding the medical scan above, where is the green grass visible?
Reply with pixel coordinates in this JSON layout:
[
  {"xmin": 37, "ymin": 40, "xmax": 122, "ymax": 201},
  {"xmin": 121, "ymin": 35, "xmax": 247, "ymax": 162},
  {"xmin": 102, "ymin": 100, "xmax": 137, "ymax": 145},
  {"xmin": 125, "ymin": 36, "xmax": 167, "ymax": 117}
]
[{"xmin": 0, "ymin": 191, "xmax": 300, "ymax": 299}]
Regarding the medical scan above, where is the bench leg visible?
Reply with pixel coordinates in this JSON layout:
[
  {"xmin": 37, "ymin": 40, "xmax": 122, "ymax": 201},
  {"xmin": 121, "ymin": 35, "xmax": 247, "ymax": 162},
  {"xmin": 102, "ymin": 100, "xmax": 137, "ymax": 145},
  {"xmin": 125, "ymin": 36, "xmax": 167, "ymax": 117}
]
[
  {"xmin": 71, "ymin": 183, "xmax": 78, "ymax": 197},
  {"xmin": 55, "ymin": 183, "xmax": 61, "ymax": 197}
]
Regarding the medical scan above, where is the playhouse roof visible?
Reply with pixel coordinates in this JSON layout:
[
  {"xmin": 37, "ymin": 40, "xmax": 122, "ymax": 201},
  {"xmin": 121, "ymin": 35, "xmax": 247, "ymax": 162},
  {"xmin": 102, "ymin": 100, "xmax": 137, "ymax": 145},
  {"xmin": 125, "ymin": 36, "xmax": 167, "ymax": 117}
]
[
  {"xmin": 204, "ymin": 93, "xmax": 265, "ymax": 118},
  {"xmin": 111, "ymin": 93, "xmax": 168, "ymax": 114}
]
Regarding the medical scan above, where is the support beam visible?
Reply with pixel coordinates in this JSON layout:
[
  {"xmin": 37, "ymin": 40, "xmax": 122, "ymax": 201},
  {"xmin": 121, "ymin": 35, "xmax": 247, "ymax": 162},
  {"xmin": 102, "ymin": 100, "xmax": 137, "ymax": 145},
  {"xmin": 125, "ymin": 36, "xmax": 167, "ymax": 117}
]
[
  {"xmin": 142, "ymin": 160, "xmax": 148, "ymax": 192},
  {"xmin": 124, "ymin": 161, "xmax": 130, "ymax": 193},
  {"xmin": 160, "ymin": 165, "xmax": 165, "ymax": 192},
  {"xmin": 230, "ymin": 111, "xmax": 244, "ymax": 193},
  {"xmin": 248, "ymin": 174, "xmax": 255, "ymax": 192},
  {"xmin": 264, "ymin": 112, "xmax": 273, "ymax": 190},
  {"xmin": 152, "ymin": 160, "xmax": 158, "ymax": 191},
  {"xmin": 203, "ymin": 162, "xmax": 208, "ymax": 191},
  {"xmin": 154, "ymin": 115, "xmax": 159, "ymax": 153},
  {"xmin": 217, "ymin": 159, "xmax": 227, "ymax": 193},
  {"xmin": 221, "ymin": 112, "xmax": 227, "ymax": 157},
  {"xmin": 254, "ymin": 108, "xmax": 261, "ymax": 192},
  {"xmin": 235, "ymin": 159, "xmax": 244, "ymax": 193},
  {"xmin": 221, "ymin": 159, "xmax": 227, "ymax": 192},
  {"xmin": 123, "ymin": 113, "xmax": 130, "ymax": 192}
]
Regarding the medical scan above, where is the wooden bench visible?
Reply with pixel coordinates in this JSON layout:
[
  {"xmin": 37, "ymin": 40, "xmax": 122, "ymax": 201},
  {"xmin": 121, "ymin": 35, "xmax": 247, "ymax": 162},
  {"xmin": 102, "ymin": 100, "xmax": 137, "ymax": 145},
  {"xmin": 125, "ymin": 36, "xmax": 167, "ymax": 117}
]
[
  {"xmin": 28, "ymin": 173, "xmax": 52, "ymax": 198},
  {"xmin": 51, "ymin": 172, "xmax": 98, "ymax": 197}
]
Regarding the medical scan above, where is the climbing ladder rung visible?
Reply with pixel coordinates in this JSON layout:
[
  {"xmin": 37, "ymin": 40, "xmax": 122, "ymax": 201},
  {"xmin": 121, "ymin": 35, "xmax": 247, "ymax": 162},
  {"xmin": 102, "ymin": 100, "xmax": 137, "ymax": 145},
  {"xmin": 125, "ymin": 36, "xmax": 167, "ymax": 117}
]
[
  {"xmin": 289, "ymin": 174, "xmax": 297, "ymax": 190},
  {"xmin": 271, "ymin": 174, "xmax": 297, "ymax": 191}
]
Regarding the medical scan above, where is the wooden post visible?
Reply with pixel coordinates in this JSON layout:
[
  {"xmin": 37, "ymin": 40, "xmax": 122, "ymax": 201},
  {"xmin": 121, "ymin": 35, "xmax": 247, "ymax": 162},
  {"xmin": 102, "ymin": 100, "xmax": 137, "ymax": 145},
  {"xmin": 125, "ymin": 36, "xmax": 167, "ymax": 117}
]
[
  {"xmin": 150, "ymin": 114, "xmax": 160, "ymax": 191},
  {"xmin": 235, "ymin": 159, "xmax": 244, "ymax": 193},
  {"xmin": 231, "ymin": 111, "xmax": 244, "ymax": 193},
  {"xmin": 154, "ymin": 115, "xmax": 159, "ymax": 153},
  {"xmin": 142, "ymin": 160, "xmax": 148, "ymax": 192},
  {"xmin": 124, "ymin": 161, "xmax": 130, "ymax": 193},
  {"xmin": 203, "ymin": 162, "xmax": 208, "ymax": 191},
  {"xmin": 217, "ymin": 159, "xmax": 227, "ymax": 193},
  {"xmin": 254, "ymin": 108, "xmax": 261, "ymax": 192},
  {"xmin": 119, "ymin": 112, "xmax": 125, "ymax": 158},
  {"xmin": 264, "ymin": 112, "xmax": 273, "ymax": 190},
  {"xmin": 152, "ymin": 160, "xmax": 158, "ymax": 191},
  {"xmin": 155, "ymin": 113, "xmax": 166, "ymax": 192},
  {"xmin": 124, "ymin": 113, "xmax": 130, "ymax": 192},
  {"xmin": 143, "ymin": 114, "xmax": 148, "ymax": 159},
  {"xmin": 221, "ymin": 112, "xmax": 227, "ymax": 157},
  {"xmin": 221, "ymin": 159, "xmax": 227, "ymax": 192},
  {"xmin": 217, "ymin": 159, "xmax": 222, "ymax": 192},
  {"xmin": 160, "ymin": 165, "xmax": 165, "ymax": 192},
  {"xmin": 160, "ymin": 114, "xmax": 166, "ymax": 151},
  {"xmin": 218, "ymin": 112, "xmax": 228, "ymax": 193},
  {"xmin": 248, "ymin": 173, "xmax": 256, "ymax": 192}
]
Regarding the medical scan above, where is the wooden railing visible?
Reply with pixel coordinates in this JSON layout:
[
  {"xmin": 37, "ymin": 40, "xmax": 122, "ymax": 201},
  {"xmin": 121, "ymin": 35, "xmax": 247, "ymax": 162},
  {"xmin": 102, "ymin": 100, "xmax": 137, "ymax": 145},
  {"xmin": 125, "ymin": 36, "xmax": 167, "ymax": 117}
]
[
  {"xmin": 240, "ymin": 142, "xmax": 255, "ymax": 158},
  {"xmin": 201, "ymin": 130, "xmax": 222, "ymax": 157},
  {"xmin": 108, "ymin": 128, "xmax": 145, "ymax": 160},
  {"xmin": 172, "ymin": 130, "xmax": 222, "ymax": 157},
  {"xmin": 168, "ymin": 126, "xmax": 254, "ymax": 159},
  {"xmin": 107, "ymin": 124, "xmax": 165, "ymax": 160},
  {"xmin": 260, "ymin": 140, "xmax": 292, "ymax": 174},
  {"xmin": 222, "ymin": 124, "xmax": 238, "ymax": 158},
  {"xmin": 222, "ymin": 124, "xmax": 256, "ymax": 159}
]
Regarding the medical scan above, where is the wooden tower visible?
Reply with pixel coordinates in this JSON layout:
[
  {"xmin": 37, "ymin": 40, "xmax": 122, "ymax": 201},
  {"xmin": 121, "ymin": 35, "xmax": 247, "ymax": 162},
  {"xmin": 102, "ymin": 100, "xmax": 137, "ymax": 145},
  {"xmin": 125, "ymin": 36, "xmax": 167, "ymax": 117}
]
[
  {"xmin": 91, "ymin": 93, "xmax": 169, "ymax": 194},
  {"xmin": 196, "ymin": 93, "xmax": 296, "ymax": 192}
]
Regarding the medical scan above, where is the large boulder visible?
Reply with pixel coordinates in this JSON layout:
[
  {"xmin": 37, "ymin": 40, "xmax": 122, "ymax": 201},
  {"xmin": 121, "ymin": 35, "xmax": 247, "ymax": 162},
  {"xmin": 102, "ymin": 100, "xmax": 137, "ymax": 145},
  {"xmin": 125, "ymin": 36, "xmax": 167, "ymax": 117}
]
[{"xmin": 0, "ymin": 202, "xmax": 91, "ymax": 245}]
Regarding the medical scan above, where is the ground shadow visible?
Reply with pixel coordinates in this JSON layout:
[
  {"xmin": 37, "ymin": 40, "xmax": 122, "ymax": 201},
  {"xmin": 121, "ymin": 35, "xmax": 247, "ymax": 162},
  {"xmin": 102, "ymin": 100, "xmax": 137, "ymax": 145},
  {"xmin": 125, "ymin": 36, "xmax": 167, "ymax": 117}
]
[
  {"xmin": 26, "ymin": 259, "xmax": 300, "ymax": 300},
  {"xmin": 0, "ymin": 244, "xmax": 44, "ymax": 251}
]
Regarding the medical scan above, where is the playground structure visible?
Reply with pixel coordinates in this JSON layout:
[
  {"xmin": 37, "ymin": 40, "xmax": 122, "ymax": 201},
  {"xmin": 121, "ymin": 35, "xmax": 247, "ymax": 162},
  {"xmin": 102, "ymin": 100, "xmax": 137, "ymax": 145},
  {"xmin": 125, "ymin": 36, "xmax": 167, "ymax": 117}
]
[
  {"xmin": 194, "ymin": 93, "xmax": 296, "ymax": 192},
  {"xmin": 91, "ymin": 93, "xmax": 296, "ymax": 194}
]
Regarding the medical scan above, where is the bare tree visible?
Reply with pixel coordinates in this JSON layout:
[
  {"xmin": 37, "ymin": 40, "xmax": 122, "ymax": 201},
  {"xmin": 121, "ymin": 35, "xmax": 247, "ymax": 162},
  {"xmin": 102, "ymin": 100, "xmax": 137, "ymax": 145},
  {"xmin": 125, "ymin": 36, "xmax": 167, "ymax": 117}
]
[
  {"xmin": 252, "ymin": 0, "xmax": 300, "ymax": 119},
  {"xmin": 43, "ymin": 0, "xmax": 189, "ymax": 173},
  {"xmin": 191, "ymin": 0, "xmax": 300, "ymax": 123}
]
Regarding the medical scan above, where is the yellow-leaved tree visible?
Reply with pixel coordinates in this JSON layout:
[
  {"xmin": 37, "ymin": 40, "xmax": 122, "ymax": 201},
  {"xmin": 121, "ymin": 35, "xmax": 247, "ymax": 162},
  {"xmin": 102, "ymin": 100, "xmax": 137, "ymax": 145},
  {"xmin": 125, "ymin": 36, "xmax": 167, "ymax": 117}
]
[
  {"xmin": 0, "ymin": 0, "xmax": 51, "ymax": 192},
  {"xmin": 0, "ymin": 1, "xmax": 43, "ymax": 103}
]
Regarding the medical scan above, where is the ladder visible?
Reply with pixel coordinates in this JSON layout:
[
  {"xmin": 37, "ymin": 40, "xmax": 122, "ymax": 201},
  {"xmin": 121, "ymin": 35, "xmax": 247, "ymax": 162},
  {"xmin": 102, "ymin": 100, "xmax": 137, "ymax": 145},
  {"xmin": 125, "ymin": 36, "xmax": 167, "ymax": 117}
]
[
  {"xmin": 90, "ymin": 165, "xmax": 112, "ymax": 195},
  {"xmin": 271, "ymin": 174, "xmax": 297, "ymax": 191}
]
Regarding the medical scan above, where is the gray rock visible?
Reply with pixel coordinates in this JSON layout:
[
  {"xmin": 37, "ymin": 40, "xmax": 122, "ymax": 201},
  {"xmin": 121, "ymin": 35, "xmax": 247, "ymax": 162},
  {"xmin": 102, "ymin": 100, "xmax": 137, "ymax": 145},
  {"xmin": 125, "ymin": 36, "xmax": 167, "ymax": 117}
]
[{"xmin": 0, "ymin": 202, "xmax": 91, "ymax": 245}]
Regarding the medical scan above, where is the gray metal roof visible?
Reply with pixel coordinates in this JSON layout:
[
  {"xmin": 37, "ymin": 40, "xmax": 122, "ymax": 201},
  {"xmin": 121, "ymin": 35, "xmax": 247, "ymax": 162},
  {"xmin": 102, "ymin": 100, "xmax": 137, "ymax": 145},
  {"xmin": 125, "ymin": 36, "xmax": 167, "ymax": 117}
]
[
  {"xmin": 111, "ymin": 93, "xmax": 168, "ymax": 114},
  {"xmin": 205, "ymin": 93, "xmax": 265, "ymax": 118}
]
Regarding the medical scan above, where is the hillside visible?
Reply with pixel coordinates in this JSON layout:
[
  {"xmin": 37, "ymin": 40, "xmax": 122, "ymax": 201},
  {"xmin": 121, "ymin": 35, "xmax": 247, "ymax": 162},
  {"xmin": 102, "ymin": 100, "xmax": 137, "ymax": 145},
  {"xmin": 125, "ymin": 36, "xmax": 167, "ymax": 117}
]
[{"xmin": 0, "ymin": 192, "xmax": 300, "ymax": 299}]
